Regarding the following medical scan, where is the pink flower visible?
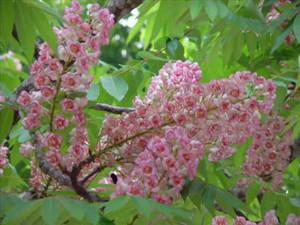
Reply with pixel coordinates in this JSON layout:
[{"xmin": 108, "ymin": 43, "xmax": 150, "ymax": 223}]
[
  {"xmin": 17, "ymin": 91, "xmax": 31, "ymax": 107},
  {"xmin": 48, "ymin": 59, "xmax": 63, "ymax": 75},
  {"xmin": 263, "ymin": 210, "xmax": 279, "ymax": 225},
  {"xmin": 20, "ymin": 142, "xmax": 35, "ymax": 158},
  {"xmin": 89, "ymin": 37, "xmax": 101, "ymax": 52},
  {"xmin": 169, "ymin": 172, "xmax": 185, "ymax": 188},
  {"xmin": 152, "ymin": 142, "xmax": 169, "ymax": 156},
  {"xmin": 53, "ymin": 115, "xmax": 69, "ymax": 130},
  {"xmin": 43, "ymin": 133, "xmax": 62, "ymax": 150},
  {"xmin": 127, "ymin": 182, "xmax": 144, "ymax": 197},
  {"xmin": 89, "ymin": 3, "xmax": 100, "ymax": 13},
  {"xmin": 212, "ymin": 216, "xmax": 229, "ymax": 225},
  {"xmin": 22, "ymin": 114, "xmax": 40, "ymax": 130},
  {"xmin": 141, "ymin": 164, "xmax": 156, "ymax": 176},
  {"xmin": 195, "ymin": 106, "xmax": 207, "ymax": 119},
  {"xmin": 286, "ymin": 213, "xmax": 300, "ymax": 225},
  {"xmin": 30, "ymin": 61, "xmax": 42, "ymax": 75},
  {"xmin": 0, "ymin": 145, "xmax": 8, "ymax": 175},
  {"xmin": 46, "ymin": 151, "xmax": 61, "ymax": 166},
  {"xmin": 233, "ymin": 217, "xmax": 247, "ymax": 225},
  {"xmin": 163, "ymin": 155, "xmax": 179, "ymax": 171},
  {"xmin": 61, "ymin": 74, "xmax": 80, "ymax": 90},
  {"xmin": 74, "ymin": 110, "xmax": 86, "ymax": 124},
  {"xmin": 76, "ymin": 56, "xmax": 90, "ymax": 73},
  {"xmin": 41, "ymin": 86, "xmax": 56, "ymax": 101},
  {"xmin": 152, "ymin": 194, "xmax": 171, "ymax": 205},
  {"xmin": 151, "ymin": 114, "xmax": 163, "ymax": 127},
  {"xmin": 67, "ymin": 42, "xmax": 84, "ymax": 57},
  {"xmin": 33, "ymin": 75, "xmax": 50, "ymax": 89},
  {"xmin": 29, "ymin": 101, "xmax": 41, "ymax": 115},
  {"xmin": 60, "ymin": 99, "xmax": 78, "ymax": 113}
]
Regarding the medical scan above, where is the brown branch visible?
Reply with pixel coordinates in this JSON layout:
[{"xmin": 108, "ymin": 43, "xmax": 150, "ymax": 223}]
[
  {"xmin": 32, "ymin": 134, "xmax": 72, "ymax": 187},
  {"xmin": 107, "ymin": 0, "xmax": 144, "ymax": 22},
  {"xmin": 79, "ymin": 166, "xmax": 103, "ymax": 185},
  {"xmin": 92, "ymin": 104, "xmax": 134, "ymax": 114},
  {"xmin": 67, "ymin": 167, "xmax": 103, "ymax": 202}
]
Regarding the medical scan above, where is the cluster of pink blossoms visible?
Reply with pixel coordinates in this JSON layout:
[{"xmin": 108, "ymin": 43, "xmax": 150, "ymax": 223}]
[
  {"xmin": 17, "ymin": 1, "xmax": 114, "ymax": 189},
  {"xmin": 0, "ymin": 145, "xmax": 8, "ymax": 176},
  {"xmin": 99, "ymin": 60, "xmax": 279, "ymax": 203},
  {"xmin": 212, "ymin": 210, "xmax": 300, "ymax": 225},
  {"xmin": 239, "ymin": 115, "xmax": 292, "ymax": 191}
]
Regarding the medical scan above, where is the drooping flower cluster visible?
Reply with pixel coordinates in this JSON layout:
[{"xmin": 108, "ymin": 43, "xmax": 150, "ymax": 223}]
[
  {"xmin": 17, "ymin": 1, "xmax": 114, "ymax": 187},
  {"xmin": 240, "ymin": 115, "xmax": 292, "ymax": 191},
  {"xmin": 0, "ymin": 145, "xmax": 8, "ymax": 176},
  {"xmin": 212, "ymin": 210, "xmax": 300, "ymax": 225},
  {"xmin": 99, "ymin": 61, "xmax": 279, "ymax": 203}
]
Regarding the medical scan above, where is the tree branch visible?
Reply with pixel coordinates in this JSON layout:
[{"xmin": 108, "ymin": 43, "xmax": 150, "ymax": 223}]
[
  {"xmin": 92, "ymin": 103, "xmax": 134, "ymax": 114},
  {"xmin": 108, "ymin": 0, "xmax": 144, "ymax": 22},
  {"xmin": 32, "ymin": 134, "xmax": 72, "ymax": 187},
  {"xmin": 79, "ymin": 166, "xmax": 103, "ymax": 185}
]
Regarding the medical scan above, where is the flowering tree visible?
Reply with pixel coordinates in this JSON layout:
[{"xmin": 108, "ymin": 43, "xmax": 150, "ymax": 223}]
[{"xmin": 0, "ymin": 0, "xmax": 299, "ymax": 225}]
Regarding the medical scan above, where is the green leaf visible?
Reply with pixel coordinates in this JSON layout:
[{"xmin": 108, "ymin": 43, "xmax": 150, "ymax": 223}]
[
  {"xmin": 261, "ymin": 191, "xmax": 277, "ymax": 216},
  {"xmin": 166, "ymin": 39, "xmax": 179, "ymax": 57},
  {"xmin": 0, "ymin": 164, "xmax": 27, "ymax": 191},
  {"xmin": 294, "ymin": 14, "xmax": 300, "ymax": 43},
  {"xmin": 292, "ymin": 119, "xmax": 300, "ymax": 139},
  {"xmin": 215, "ymin": 188, "xmax": 256, "ymax": 216},
  {"xmin": 138, "ymin": 51, "xmax": 170, "ymax": 62},
  {"xmin": 18, "ymin": 128, "xmax": 31, "ymax": 143},
  {"xmin": 271, "ymin": 25, "xmax": 293, "ymax": 53},
  {"xmin": 0, "ymin": 0, "xmax": 14, "ymax": 43},
  {"xmin": 222, "ymin": 34, "xmax": 235, "ymax": 65},
  {"xmin": 83, "ymin": 203, "xmax": 101, "ymax": 225},
  {"xmin": 166, "ymin": 39, "xmax": 185, "ymax": 60},
  {"xmin": 14, "ymin": 1, "xmax": 37, "ymax": 62},
  {"xmin": 188, "ymin": 179, "xmax": 216, "ymax": 215},
  {"xmin": 59, "ymin": 198, "xmax": 85, "ymax": 221},
  {"xmin": 290, "ymin": 197, "xmax": 300, "ymax": 208},
  {"xmin": 41, "ymin": 198, "xmax": 61, "ymax": 225},
  {"xmin": 246, "ymin": 31, "xmax": 257, "ymax": 58},
  {"xmin": 273, "ymin": 86, "xmax": 287, "ymax": 110},
  {"xmin": 132, "ymin": 196, "xmax": 152, "ymax": 219},
  {"xmin": 87, "ymin": 84, "xmax": 100, "ymax": 101},
  {"xmin": 0, "ymin": 107, "xmax": 14, "ymax": 144},
  {"xmin": 0, "ymin": 194, "xmax": 24, "ymax": 217},
  {"xmin": 216, "ymin": 195, "xmax": 236, "ymax": 217},
  {"xmin": 231, "ymin": 32, "xmax": 244, "ymax": 63},
  {"xmin": 204, "ymin": 0, "xmax": 218, "ymax": 21},
  {"xmin": 104, "ymin": 196, "xmax": 131, "ymax": 215},
  {"xmin": 190, "ymin": 1, "xmax": 203, "ymax": 20},
  {"xmin": 2, "ymin": 200, "xmax": 41, "ymax": 225},
  {"xmin": 100, "ymin": 76, "xmax": 128, "ymax": 101},
  {"xmin": 29, "ymin": 8, "xmax": 57, "ymax": 54},
  {"xmin": 246, "ymin": 183, "xmax": 260, "ymax": 205}
]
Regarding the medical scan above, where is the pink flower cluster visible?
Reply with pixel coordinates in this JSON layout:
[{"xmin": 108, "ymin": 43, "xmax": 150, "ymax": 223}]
[
  {"xmin": 212, "ymin": 210, "xmax": 300, "ymax": 225},
  {"xmin": 0, "ymin": 145, "xmax": 8, "ymax": 176},
  {"xmin": 99, "ymin": 61, "xmax": 278, "ymax": 203},
  {"xmin": 16, "ymin": 1, "xmax": 114, "ymax": 188},
  {"xmin": 240, "ymin": 115, "xmax": 292, "ymax": 191}
]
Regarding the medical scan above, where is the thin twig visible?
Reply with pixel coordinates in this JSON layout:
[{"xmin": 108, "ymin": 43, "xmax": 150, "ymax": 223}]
[
  {"xmin": 92, "ymin": 104, "xmax": 134, "ymax": 114},
  {"xmin": 79, "ymin": 166, "xmax": 103, "ymax": 185}
]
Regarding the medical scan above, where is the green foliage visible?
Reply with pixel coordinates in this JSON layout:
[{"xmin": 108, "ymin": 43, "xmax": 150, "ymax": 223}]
[
  {"xmin": 0, "ymin": 0, "xmax": 58, "ymax": 62},
  {"xmin": 0, "ymin": 108, "xmax": 13, "ymax": 144},
  {"xmin": 100, "ymin": 76, "xmax": 129, "ymax": 102},
  {"xmin": 0, "ymin": 0, "xmax": 300, "ymax": 224}
]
